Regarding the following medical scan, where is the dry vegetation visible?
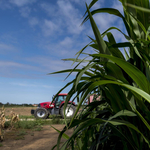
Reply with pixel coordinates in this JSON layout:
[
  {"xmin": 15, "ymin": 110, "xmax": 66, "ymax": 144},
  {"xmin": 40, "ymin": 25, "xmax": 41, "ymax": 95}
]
[
  {"xmin": 9, "ymin": 110, "xmax": 19, "ymax": 129},
  {"xmin": 0, "ymin": 106, "xmax": 5, "ymax": 141},
  {"xmin": 0, "ymin": 106, "xmax": 20, "ymax": 142}
]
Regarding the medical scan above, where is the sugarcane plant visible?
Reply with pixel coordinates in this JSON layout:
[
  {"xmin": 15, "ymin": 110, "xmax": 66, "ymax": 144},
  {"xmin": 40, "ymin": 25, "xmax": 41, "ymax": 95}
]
[{"xmin": 50, "ymin": 0, "xmax": 150, "ymax": 149}]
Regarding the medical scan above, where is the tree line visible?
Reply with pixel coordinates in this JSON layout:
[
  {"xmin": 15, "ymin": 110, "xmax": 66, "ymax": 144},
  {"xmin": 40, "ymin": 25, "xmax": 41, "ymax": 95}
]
[{"xmin": 0, "ymin": 102, "xmax": 34, "ymax": 107}]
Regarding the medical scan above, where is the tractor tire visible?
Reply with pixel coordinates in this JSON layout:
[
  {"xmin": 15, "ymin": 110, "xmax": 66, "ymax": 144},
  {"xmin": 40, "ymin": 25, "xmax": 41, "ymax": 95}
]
[
  {"xmin": 34, "ymin": 108, "xmax": 48, "ymax": 119},
  {"xmin": 60, "ymin": 104, "xmax": 76, "ymax": 118}
]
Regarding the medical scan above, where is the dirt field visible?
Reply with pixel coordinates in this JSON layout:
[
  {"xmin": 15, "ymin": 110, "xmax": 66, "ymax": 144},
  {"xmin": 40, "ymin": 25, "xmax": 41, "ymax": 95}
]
[
  {"xmin": 0, "ymin": 107, "xmax": 73, "ymax": 150},
  {"xmin": 1, "ymin": 125, "xmax": 72, "ymax": 150},
  {"xmin": 3, "ymin": 107, "xmax": 35, "ymax": 116}
]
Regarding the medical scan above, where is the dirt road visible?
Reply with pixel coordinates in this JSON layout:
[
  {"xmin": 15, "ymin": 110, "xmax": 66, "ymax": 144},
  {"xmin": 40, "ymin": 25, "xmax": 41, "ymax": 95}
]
[{"xmin": 1, "ymin": 125, "xmax": 72, "ymax": 150}]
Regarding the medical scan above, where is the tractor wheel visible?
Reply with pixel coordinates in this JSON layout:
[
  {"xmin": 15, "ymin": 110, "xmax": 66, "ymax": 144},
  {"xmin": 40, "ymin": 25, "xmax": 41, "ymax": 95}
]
[
  {"xmin": 60, "ymin": 104, "xmax": 76, "ymax": 118},
  {"xmin": 34, "ymin": 108, "xmax": 48, "ymax": 119}
]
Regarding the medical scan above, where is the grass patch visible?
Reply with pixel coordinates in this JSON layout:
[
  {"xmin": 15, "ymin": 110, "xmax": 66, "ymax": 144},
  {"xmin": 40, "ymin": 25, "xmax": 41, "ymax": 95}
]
[
  {"xmin": 19, "ymin": 115, "xmax": 35, "ymax": 119},
  {"xmin": 0, "ymin": 143, "xmax": 3, "ymax": 147},
  {"xmin": 34, "ymin": 127, "xmax": 42, "ymax": 131},
  {"xmin": 15, "ymin": 129, "xmax": 27, "ymax": 140},
  {"xmin": 16, "ymin": 130, "xmax": 27, "ymax": 136},
  {"xmin": 48, "ymin": 114, "xmax": 62, "ymax": 119},
  {"xmin": 5, "ymin": 115, "xmax": 34, "ymax": 119},
  {"xmin": 15, "ymin": 136, "xmax": 25, "ymax": 140},
  {"xmin": 30, "ymin": 132, "xmax": 34, "ymax": 136},
  {"xmin": 48, "ymin": 115, "xmax": 70, "ymax": 124},
  {"xmin": 3, "ymin": 115, "xmax": 67, "ymax": 142},
  {"xmin": 4, "ymin": 115, "xmax": 68, "ymax": 131},
  {"xmin": 3, "ymin": 116, "xmax": 68, "ymax": 143},
  {"xmin": 14, "ymin": 120, "xmax": 43, "ymax": 129}
]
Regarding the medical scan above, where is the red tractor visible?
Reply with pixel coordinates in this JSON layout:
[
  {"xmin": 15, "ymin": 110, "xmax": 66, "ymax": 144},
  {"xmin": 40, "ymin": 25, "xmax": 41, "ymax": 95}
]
[{"xmin": 31, "ymin": 93, "xmax": 76, "ymax": 119}]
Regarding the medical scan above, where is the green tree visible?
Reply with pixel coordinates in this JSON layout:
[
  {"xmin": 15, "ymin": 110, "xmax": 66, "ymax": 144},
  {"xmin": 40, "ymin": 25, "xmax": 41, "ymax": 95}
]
[{"xmin": 51, "ymin": 0, "xmax": 150, "ymax": 149}]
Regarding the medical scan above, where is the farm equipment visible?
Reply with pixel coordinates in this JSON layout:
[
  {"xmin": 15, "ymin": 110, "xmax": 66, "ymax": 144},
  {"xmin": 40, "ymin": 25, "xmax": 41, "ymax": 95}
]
[{"xmin": 31, "ymin": 93, "xmax": 76, "ymax": 119}]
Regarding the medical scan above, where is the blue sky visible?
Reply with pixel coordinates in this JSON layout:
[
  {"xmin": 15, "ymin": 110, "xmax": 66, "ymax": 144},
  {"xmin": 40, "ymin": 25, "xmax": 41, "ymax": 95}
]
[{"xmin": 0, "ymin": 0, "xmax": 125, "ymax": 104}]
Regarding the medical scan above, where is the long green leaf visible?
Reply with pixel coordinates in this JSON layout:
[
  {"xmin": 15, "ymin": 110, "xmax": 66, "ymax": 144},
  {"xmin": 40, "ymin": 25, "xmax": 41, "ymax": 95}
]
[
  {"xmin": 108, "ymin": 110, "xmax": 137, "ymax": 121},
  {"xmin": 126, "ymin": 3, "xmax": 150, "ymax": 13},
  {"xmin": 51, "ymin": 125, "xmax": 70, "ymax": 140},
  {"xmin": 83, "ymin": 0, "xmax": 98, "ymax": 18},
  {"xmin": 91, "ymin": 54, "xmax": 150, "ymax": 93},
  {"xmin": 82, "ymin": 7, "xmax": 131, "ymax": 37},
  {"xmin": 86, "ymin": 3, "xmax": 110, "ymax": 55},
  {"xmin": 66, "ymin": 118, "xmax": 149, "ymax": 149}
]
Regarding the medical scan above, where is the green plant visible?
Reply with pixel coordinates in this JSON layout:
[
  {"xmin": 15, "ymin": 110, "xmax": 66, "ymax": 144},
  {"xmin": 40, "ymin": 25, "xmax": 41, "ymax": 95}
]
[
  {"xmin": 16, "ymin": 130, "xmax": 27, "ymax": 136},
  {"xmin": 4, "ymin": 117, "xmax": 65, "ymax": 132},
  {"xmin": 15, "ymin": 136, "xmax": 25, "ymax": 140},
  {"xmin": 14, "ymin": 121, "xmax": 32, "ymax": 129},
  {"xmin": 30, "ymin": 132, "xmax": 34, "ymax": 136},
  {"xmin": 34, "ymin": 127, "xmax": 42, "ymax": 131},
  {"xmin": 15, "ymin": 129, "xmax": 27, "ymax": 140},
  {"xmin": 18, "ymin": 115, "xmax": 34, "ymax": 119},
  {"xmin": 0, "ymin": 143, "xmax": 3, "ymax": 147},
  {"xmin": 49, "ymin": 115, "xmax": 61, "ymax": 119},
  {"xmin": 50, "ymin": 115, "xmax": 62, "ymax": 124},
  {"xmin": 50, "ymin": 0, "xmax": 150, "ymax": 149},
  {"xmin": 12, "ymin": 120, "xmax": 41, "ymax": 129},
  {"xmin": 4, "ymin": 121, "xmax": 11, "ymax": 128}
]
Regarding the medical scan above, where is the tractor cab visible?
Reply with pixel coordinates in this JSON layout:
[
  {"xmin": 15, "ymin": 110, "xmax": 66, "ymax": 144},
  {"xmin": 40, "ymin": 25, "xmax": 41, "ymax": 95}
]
[
  {"xmin": 53, "ymin": 93, "xmax": 67, "ymax": 108},
  {"xmin": 52, "ymin": 93, "xmax": 68, "ymax": 115}
]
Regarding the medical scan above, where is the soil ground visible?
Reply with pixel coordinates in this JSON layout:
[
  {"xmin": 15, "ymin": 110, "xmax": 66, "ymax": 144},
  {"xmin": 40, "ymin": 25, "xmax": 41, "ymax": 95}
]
[
  {"xmin": 3, "ymin": 107, "xmax": 35, "ymax": 116},
  {"xmin": 1, "ymin": 124, "xmax": 72, "ymax": 150},
  {"xmin": 0, "ymin": 107, "xmax": 73, "ymax": 150}
]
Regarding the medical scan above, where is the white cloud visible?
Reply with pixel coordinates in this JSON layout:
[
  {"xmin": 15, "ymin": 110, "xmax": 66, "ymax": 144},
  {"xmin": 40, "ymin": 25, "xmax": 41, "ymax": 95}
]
[
  {"xmin": 29, "ymin": 17, "xmax": 39, "ymax": 26},
  {"xmin": 25, "ymin": 56, "xmax": 76, "ymax": 73},
  {"xmin": 90, "ymin": 0, "xmax": 104, "ymax": 10},
  {"xmin": 112, "ymin": 0, "xmax": 123, "ymax": 15},
  {"xmin": 11, "ymin": 82, "xmax": 37, "ymax": 87},
  {"xmin": 85, "ymin": 14, "xmax": 126, "ymax": 44},
  {"xmin": 40, "ymin": 3, "xmax": 56, "ymax": 17},
  {"xmin": 0, "ymin": 61, "xmax": 37, "ymax": 69},
  {"xmin": 0, "ymin": 43, "xmax": 17, "ymax": 54},
  {"xmin": 0, "ymin": 60, "xmax": 44, "ymax": 79},
  {"xmin": 80, "ymin": 0, "xmax": 126, "ymax": 44},
  {"xmin": 0, "ymin": 61, "xmax": 43, "ymax": 74},
  {"xmin": 72, "ymin": 0, "xmax": 104, "ymax": 9},
  {"xmin": 10, "ymin": 82, "xmax": 54, "ymax": 88},
  {"xmin": 111, "ymin": 27, "xmax": 127, "ymax": 43},
  {"xmin": 60, "ymin": 37, "xmax": 73, "ymax": 47},
  {"xmin": 57, "ymin": 0, "xmax": 84, "ymax": 34},
  {"xmin": 0, "ymin": 0, "xmax": 11, "ymax": 9},
  {"xmin": 71, "ymin": 0, "xmax": 94, "ymax": 6},
  {"xmin": 37, "ymin": 1, "xmax": 85, "ymax": 37},
  {"xmin": 40, "ymin": 37, "xmax": 84, "ymax": 58},
  {"xmin": 19, "ymin": 6, "xmax": 31, "ymax": 17},
  {"xmin": 9, "ymin": 0, "xmax": 36, "ymax": 7},
  {"xmin": 92, "ymin": 13, "xmax": 117, "ymax": 34},
  {"xmin": 42, "ymin": 19, "xmax": 59, "ymax": 37},
  {"xmin": 0, "ymin": 55, "xmax": 76, "ymax": 79}
]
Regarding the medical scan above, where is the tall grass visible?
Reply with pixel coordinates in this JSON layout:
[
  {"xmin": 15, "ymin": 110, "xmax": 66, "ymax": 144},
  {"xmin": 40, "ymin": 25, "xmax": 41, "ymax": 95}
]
[{"xmin": 50, "ymin": 0, "xmax": 150, "ymax": 149}]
